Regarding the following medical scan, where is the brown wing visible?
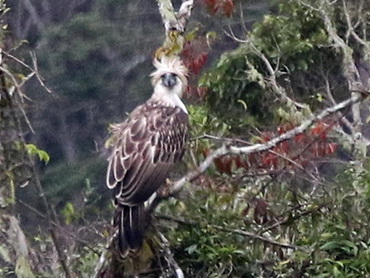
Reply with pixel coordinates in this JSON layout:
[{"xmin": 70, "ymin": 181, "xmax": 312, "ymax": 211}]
[{"xmin": 106, "ymin": 101, "xmax": 188, "ymax": 206}]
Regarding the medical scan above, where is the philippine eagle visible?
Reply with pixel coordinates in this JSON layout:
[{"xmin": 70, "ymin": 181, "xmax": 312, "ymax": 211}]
[{"xmin": 106, "ymin": 57, "xmax": 189, "ymax": 257}]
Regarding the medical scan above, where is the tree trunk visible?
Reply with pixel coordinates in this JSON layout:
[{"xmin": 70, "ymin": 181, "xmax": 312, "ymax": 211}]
[{"xmin": 0, "ymin": 54, "xmax": 36, "ymax": 278}]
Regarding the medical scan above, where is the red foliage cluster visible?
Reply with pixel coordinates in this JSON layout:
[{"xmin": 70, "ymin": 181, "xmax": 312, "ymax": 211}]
[
  {"xmin": 203, "ymin": 121, "xmax": 338, "ymax": 175},
  {"xmin": 181, "ymin": 37, "xmax": 209, "ymax": 75},
  {"xmin": 181, "ymin": 36, "xmax": 210, "ymax": 99},
  {"xmin": 242, "ymin": 197, "xmax": 270, "ymax": 225},
  {"xmin": 256, "ymin": 121, "xmax": 338, "ymax": 169},
  {"xmin": 202, "ymin": 148, "xmax": 246, "ymax": 175},
  {"xmin": 186, "ymin": 86, "xmax": 209, "ymax": 99},
  {"xmin": 198, "ymin": 0, "xmax": 235, "ymax": 17}
]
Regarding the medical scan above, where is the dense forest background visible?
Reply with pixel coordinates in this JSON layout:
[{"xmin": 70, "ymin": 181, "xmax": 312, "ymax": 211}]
[
  {"xmin": 7, "ymin": 0, "xmax": 268, "ymax": 227},
  {"xmin": 2, "ymin": 0, "xmax": 370, "ymax": 277}
]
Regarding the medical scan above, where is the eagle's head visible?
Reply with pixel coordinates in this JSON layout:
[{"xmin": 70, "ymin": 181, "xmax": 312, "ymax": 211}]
[{"xmin": 151, "ymin": 56, "xmax": 188, "ymax": 99}]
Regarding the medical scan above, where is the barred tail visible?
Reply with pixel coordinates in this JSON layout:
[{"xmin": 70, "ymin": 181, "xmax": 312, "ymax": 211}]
[{"xmin": 114, "ymin": 204, "xmax": 145, "ymax": 257}]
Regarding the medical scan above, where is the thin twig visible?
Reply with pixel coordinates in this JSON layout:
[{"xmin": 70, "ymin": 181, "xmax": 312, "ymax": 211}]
[
  {"xmin": 157, "ymin": 229, "xmax": 184, "ymax": 278},
  {"xmin": 0, "ymin": 65, "xmax": 35, "ymax": 133},
  {"xmin": 93, "ymin": 232, "xmax": 117, "ymax": 278},
  {"xmin": 211, "ymin": 225, "xmax": 299, "ymax": 250},
  {"xmin": 191, "ymin": 133, "xmax": 251, "ymax": 145},
  {"xmin": 342, "ymin": 0, "xmax": 370, "ymax": 51},
  {"xmin": 18, "ymin": 199, "xmax": 100, "ymax": 255},
  {"xmin": 156, "ymin": 214, "xmax": 299, "ymax": 250},
  {"xmin": 49, "ymin": 229, "xmax": 72, "ymax": 278},
  {"xmin": 259, "ymin": 203, "xmax": 328, "ymax": 234},
  {"xmin": 3, "ymin": 50, "xmax": 53, "ymax": 94},
  {"xmin": 30, "ymin": 52, "xmax": 53, "ymax": 94}
]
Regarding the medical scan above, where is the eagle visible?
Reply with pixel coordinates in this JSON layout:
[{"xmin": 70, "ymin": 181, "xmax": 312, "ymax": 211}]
[{"xmin": 106, "ymin": 56, "xmax": 189, "ymax": 257}]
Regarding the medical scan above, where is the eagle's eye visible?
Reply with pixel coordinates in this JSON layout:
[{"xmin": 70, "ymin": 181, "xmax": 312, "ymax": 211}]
[{"xmin": 161, "ymin": 73, "xmax": 178, "ymax": 88}]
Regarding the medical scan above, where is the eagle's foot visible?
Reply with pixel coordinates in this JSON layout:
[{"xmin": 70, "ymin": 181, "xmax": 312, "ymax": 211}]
[{"xmin": 158, "ymin": 178, "xmax": 173, "ymax": 198}]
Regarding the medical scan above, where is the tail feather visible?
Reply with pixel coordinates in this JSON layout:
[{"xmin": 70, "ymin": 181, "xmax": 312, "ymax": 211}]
[{"xmin": 114, "ymin": 204, "xmax": 145, "ymax": 257}]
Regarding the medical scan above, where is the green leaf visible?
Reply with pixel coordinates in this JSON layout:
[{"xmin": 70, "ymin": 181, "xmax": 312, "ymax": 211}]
[
  {"xmin": 61, "ymin": 202, "xmax": 76, "ymax": 225},
  {"xmin": 0, "ymin": 245, "xmax": 11, "ymax": 263},
  {"xmin": 237, "ymin": 99, "xmax": 248, "ymax": 111},
  {"xmin": 320, "ymin": 241, "xmax": 340, "ymax": 251},
  {"xmin": 333, "ymin": 265, "xmax": 341, "ymax": 277},
  {"xmin": 186, "ymin": 244, "xmax": 198, "ymax": 255},
  {"xmin": 26, "ymin": 144, "xmax": 50, "ymax": 164},
  {"xmin": 15, "ymin": 256, "xmax": 35, "ymax": 278}
]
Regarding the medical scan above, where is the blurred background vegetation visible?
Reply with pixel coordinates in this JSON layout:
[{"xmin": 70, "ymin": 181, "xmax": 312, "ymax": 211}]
[{"xmin": 2, "ymin": 0, "xmax": 370, "ymax": 277}]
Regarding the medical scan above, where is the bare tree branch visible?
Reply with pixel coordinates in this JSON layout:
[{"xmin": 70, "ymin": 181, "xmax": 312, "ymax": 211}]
[
  {"xmin": 22, "ymin": 0, "xmax": 45, "ymax": 32},
  {"xmin": 310, "ymin": 0, "xmax": 369, "ymax": 159},
  {"xmin": 259, "ymin": 203, "xmax": 328, "ymax": 234},
  {"xmin": 93, "ymin": 232, "xmax": 117, "ymax": 278},
  {"xmin": 156, "ymin": 230, "xmax": 184, "ymax": 278},
  {"xmin": 156, "ymin": 0, "xmax": 194, "ymax": 35},
  {"xmin": 3, "ymin": 51, "xmax": 54, "ymax": 94},
  {"xmin": 18, "ymin": 199, "xmax": 100, "ymax": 255},
  {"xmin": 342, "ymin": 0, "xmax": 370, "ymax": 53},
  {"xmin": 155, "ymin": 0, "xmax": 194, "ymax": 58},
  {"xmin": 211, "ymin": 225, "xmax": 299, "ymax": 250},
  {"xmin": 148, "ymin": 91, "xmax": 369, "ymax": 212}
]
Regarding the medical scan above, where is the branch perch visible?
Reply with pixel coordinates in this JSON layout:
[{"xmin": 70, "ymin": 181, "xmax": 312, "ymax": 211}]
[{"xmin": 148, "ymin": 91, "xmax": 369, "ymax": 212}]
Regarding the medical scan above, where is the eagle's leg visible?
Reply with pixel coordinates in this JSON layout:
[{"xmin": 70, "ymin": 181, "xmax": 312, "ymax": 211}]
[{"xmin": 157, "ymin": 178, "xmax": 173, "ymax": 198}]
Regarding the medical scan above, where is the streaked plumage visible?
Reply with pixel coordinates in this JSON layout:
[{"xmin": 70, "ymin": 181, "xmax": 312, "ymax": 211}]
[{"xmin": 106, "ymin": 57, "xmax": 189, "ymax": 257}]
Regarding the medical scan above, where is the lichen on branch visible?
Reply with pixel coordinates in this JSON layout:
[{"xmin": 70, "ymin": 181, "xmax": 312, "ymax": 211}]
[{"xmin": 155, "ymin": 0, "xmax": 194, "ymax": 58}]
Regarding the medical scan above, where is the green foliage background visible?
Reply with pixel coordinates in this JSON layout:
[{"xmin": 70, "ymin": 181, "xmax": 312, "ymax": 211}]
[
  {"xmin": 160, "ymin": 1, "xmax": 370, "ymax": 277},
  {"xmin": 4, "ymin": 0, "xmax": 370, "ymax": 277}
]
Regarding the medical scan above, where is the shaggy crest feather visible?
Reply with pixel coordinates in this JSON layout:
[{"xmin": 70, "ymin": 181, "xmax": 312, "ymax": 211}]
[{"xmin": 150, "ymin": 56, "xmax": 188, "ymax": 88}]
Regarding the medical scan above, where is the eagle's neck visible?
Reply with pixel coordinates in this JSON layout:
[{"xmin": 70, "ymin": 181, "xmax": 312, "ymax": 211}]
[{"xmin": 151, "ymin": 86, "xmax": 188, "ymax": 114}]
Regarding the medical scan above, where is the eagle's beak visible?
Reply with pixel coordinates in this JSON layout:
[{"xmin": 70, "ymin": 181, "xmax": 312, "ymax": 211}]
[{"xmin": 162, "ymin": 73, "xmax": 177, "ymax": 88}]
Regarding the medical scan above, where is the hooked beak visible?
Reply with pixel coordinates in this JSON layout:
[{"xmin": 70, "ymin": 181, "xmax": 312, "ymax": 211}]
[{"xmin": 161, "ymin": 73, "xmax": 177, "ymax": 88}]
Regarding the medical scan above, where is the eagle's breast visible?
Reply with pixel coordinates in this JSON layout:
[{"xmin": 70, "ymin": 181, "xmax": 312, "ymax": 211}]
[{"xmin": 106, "ymin": 100, "xmax": 188, "ymax": 205}]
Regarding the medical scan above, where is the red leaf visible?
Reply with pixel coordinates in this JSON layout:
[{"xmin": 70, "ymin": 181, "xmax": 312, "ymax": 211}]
[
  {"xmin": 277, "ymin": 126, "xmax": 286, "ymax": 134},
  {"xmin": 181, "ymin": 38, "xmax": 209, "ymax": 75},
  {"xmin": 326, "ymin": 143, "xmax": 337, "ymax": 154},
  {"xmin": 294, "ymin": 133, "xmax": 305, "ymax": 143},
  {"xmin": 222, "ymin": 0, "xmax": 235, "ymax": 17},
  {"xmin": 261, "ymin": 132, "xmax": 271, "ymax": 142},
  {"xmin": 199, "ymin": 0, "xmax": 235, "ymax": 17},
  {"xmin": 253, "ymin": 198, "xmax": 269, "ymax": 224},
  {"xmin": 279, "ymin": 141, "xmax": 290, "ymax": 154},
  {"xmin": 262, "ymin": 153, "xmax": 278, "ymax": 169},
  {"xmin": 310, "ymin": 121, "xmax": 328, "ymax": 140},
  {"xmin": 196, "ymin": 86, "xmax": 209, "ymax": 99}
]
